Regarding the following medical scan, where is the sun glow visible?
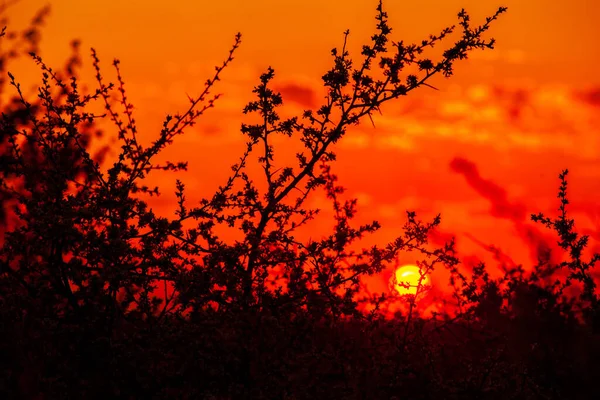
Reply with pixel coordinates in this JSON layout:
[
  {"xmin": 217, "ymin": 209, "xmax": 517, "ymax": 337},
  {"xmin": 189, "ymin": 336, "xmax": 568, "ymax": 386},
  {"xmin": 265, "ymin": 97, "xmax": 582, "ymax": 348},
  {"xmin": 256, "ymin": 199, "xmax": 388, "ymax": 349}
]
[{"xmin": 390, "ymin": 265, "xmax": 430, "ymax": 296}]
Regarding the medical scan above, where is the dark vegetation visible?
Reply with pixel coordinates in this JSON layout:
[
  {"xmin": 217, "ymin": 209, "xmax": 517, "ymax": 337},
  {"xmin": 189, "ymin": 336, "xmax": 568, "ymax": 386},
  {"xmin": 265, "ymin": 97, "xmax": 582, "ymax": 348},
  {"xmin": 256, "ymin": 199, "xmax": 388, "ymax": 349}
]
[{"xmin": 1, "ymin": 1, "xmax": 599, "ymax": 398}]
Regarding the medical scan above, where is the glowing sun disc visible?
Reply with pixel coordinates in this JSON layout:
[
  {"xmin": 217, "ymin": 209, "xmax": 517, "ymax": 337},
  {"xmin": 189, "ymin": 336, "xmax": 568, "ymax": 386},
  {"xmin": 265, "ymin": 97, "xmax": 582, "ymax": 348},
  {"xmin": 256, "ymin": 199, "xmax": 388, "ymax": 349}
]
[{"xmin": 390, "ymin": 265, "xmax": 430, "ymax": 296}]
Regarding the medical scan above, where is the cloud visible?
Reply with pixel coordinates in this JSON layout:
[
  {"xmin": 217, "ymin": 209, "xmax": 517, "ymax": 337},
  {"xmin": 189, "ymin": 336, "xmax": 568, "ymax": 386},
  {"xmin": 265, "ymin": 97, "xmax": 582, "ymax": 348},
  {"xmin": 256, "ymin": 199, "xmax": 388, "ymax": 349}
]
[
  {"xmin": 449, "ymin": 157, "xmax": 561, "ymax": 267},
  {"xmin": 464, "ymin": 232, "xmax": 520, "ymax": 274},
  {"xmin": 449, "ymin": 157, "xmax": 527, "ymax": 221},
  {"xmin": 492, "ymin": 87, "xmax": 530, "ymax": 124},
  {"xmin": 275, "ymin": 82, "xmax": 317, "ymax": 109},
  {"xmin": 576, "ymin": 87, "xmax": 600, "ymax": 107},
  {"xmin": 468, "ymin": 48, "xmax": 526, "ymax": 65},
  {"xmin": 427, "ymin": 228, "xmax": 456, "ymax": 248}
]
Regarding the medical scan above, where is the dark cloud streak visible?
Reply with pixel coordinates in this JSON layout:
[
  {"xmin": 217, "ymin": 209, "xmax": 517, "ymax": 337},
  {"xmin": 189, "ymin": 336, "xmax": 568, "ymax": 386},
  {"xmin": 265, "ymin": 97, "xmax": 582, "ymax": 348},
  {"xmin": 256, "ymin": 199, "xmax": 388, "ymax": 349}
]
[
  {"xmin": 275, "ymin": 82, "xmax": 317, "ymax": 109},
  {"xmin": 449, "ymin": 156, "xmax": 561, "ymax": 268}
]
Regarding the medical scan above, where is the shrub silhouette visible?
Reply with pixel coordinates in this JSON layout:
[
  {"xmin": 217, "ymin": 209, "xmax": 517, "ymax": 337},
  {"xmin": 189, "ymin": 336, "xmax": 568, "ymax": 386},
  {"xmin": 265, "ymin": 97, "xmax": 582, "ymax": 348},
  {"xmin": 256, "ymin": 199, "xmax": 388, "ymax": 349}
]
[{"xmin": 2, "ymin": 1, "xmax": 599, "ymax": 399}]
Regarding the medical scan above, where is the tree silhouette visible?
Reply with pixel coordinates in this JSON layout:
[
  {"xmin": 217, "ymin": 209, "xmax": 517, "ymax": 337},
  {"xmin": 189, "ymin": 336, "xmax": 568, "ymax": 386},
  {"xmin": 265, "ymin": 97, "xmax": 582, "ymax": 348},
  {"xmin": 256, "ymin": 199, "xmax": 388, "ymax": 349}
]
[{"xmin": 2, "ymin": 1, "xmax": 599, "ymax": 399}]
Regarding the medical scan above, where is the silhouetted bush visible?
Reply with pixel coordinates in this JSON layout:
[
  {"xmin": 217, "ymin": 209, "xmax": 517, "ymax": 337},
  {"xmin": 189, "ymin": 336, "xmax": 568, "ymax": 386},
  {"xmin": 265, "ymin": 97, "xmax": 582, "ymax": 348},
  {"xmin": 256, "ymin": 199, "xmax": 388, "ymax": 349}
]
[{"xmin": 2, "ymin": 1, "xmax": 599, "ymax": 399}]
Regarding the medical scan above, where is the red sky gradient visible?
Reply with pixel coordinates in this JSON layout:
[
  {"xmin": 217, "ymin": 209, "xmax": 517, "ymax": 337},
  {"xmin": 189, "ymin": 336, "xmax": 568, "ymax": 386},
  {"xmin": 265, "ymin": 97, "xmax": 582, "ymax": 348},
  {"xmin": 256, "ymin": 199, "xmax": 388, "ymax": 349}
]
[{"xmin": 8, "ymin": 0, "xmax": 600, "ymax": 310}]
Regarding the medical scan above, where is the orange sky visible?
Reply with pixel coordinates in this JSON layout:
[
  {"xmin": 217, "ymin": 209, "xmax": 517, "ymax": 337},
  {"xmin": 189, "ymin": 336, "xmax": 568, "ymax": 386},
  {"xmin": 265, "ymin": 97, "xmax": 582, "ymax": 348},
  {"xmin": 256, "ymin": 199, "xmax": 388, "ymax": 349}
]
[{"xmin": 8, "ymin": 0, "xmax": 600, "ymax": 307}]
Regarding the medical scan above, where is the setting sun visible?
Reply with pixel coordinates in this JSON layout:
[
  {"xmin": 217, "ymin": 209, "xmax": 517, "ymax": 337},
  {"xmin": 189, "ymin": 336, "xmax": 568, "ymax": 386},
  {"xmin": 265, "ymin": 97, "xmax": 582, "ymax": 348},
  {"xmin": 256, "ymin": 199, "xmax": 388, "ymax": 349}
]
[{"xmin": 390, "ymin": 265, "xmax": 430, "ymax": 296}]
